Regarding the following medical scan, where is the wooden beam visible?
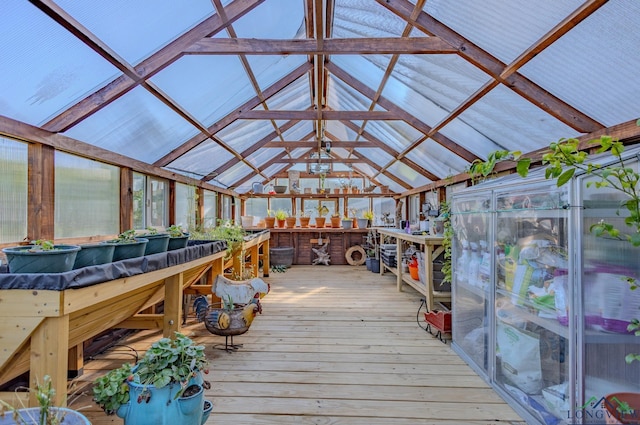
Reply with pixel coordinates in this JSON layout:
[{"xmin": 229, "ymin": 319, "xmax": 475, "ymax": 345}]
[
  {"xmin": 41, "ymin": 0, "xmax": 266, "ymax": 133},
  {"xmin": 236, "ymin": 110, "xmax": 400, "ymax": 120},
  {"xmin": 263, "ymin": 141, "xmax": 376, "ymax": 148},
  {"xmin": 273, "ymin": 158, "xmax": 368, "ymax": 164},
  {"xmin": 184, "ymin": 37, "xmax": 457, "ymax": 55},
  {"xmin": 27, "ymin": 144, "xmax": 55, "ymax": 241}
]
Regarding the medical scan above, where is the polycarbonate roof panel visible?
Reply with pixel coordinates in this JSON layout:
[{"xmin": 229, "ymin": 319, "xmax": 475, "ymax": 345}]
[
  {"xmin": 354, "ymin": 148, "xmax": 394, "ymax": 165},
  {"xmin": 265, "ymin": 76, "xmax": 311, "ymax": 111},
  {"xmin": 387, "ymin": 161, "xmax": 430, "ymax": 187},
  {"xmin": 150, "ymin": 55, "xmax": 256, "ymax": 127},
  {"xmin": 246, "ymin": 55, "xmax": 308, "ymax": 92},
  {"xmin": 217, "ymin": 118, "xmax": 275, "ymax": 153},
  {"xmin": 406, "ymin": 138, "xmax": 471, "ymax": 178},
  {"xmin": 245, "ymin": 148, "xmax": 285, "ymax": 168},
  {"xmin": 424, "ymin": 0, "xmax": 583, "ymax": 63},
  {"xmin": 363, "ymin": 121, "xmax": 423, "ymax": 152},
  {"xmin": 63, "ymin": 86, "xmax": 198, "ymax": 163},
  {"xmin": 262, "ymin": 163, "xmax": 288, "ymax": 179},
  {"xmin": 216, "ymin": 162, "xmax": 253, "ymax": 188},
  {"xmin": 0, "ymin": 2, "xmax": 120, "ymax": 126},
  {"xmin": 520, "ymin": 2, "xmax": 640, "ymax": 127},
  {"xmin": 289, "ymin": 148, "xmax": 310, "ymax": 159},
  {"xmin": 331, "ymin": 56, "xmax": 386, "ymax": 93},
  {"xmin": 165, "ymin": 138, "xmax": 235, "ymax": 178},
  {"xmin": 334, "ymin": 0, "xmax": 407, "ymax": 38},
  {"xmin": 327, "ymin": 75, "xmax": 375, "ymax": 111},
  {"xmin": 355, "ymin": 163, "xmax": 376, "ymax": 177},
  {"xmin": 375, "ymin": 174, "xmax": 403, "ymax": 194},
  {"xmin": 383, "ymin": 55, "xmax": 491, "ymax": 127},
  {"xmin": 325, "ymin": 121, "xmax": 359, "ymax": 141},
  {"xmin": 280, "ymin": 121, "xmax": 314, "ymax": 140},
  {"xmin": 455, "ymin": 84, "xmax": 579, "ymax": 155},
  {"xmin": 232, "ymin": 1, "xmax": 304, "ymax": 39},
  {"xmin": 55, "ymin": 0, "xmax": 215, "ymax": 65}
]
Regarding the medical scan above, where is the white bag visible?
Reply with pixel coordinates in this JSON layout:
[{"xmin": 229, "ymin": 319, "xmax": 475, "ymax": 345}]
[{"xmin": 497, "ymin": 321, "xmax": 543, "ymax": 394}]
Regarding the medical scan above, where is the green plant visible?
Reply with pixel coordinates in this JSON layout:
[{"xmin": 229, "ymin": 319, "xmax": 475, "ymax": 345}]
[
  {"xmin": 28, "ymin": 240, "xmax": 55, "ymax": 252},
  {"xmin": 167, "ymin": 225, "xmax": 186, "ymax": 238},
  {"xmin": 0, "ymin": 375, "xmax": 84, "ymax": 425},
  {"xmin": 439, "ymin": 201, "xmax": 452, "ymax": 285},
  {"xmin": 190, "ymin": 220, "xmax": 246, "ymax": 260},
  {"xmin": 315, "ymin": 205, "xmax": 329, "ymax": 217},
  {"xmin": 114, "ymin": 229, "xmax": 138, "ymax": 244},
  {"xmin": 266, "ymin": 210, "xmax": 275, "ymax": 217},
  {"xmin": 363, "ymin": 210, "xmax": 374, "ymax": 221},
  {"xmin": 467, "ymin": 149, "xmax": 531, "ymax": 184},
  {"xmin": 144, "ymin": 227, "xmax": 158, "ymax": 235},
  {"xmin": 274, "ymin": 209, "xmax": 288, "ymax": 220},
  {"xmin": 92, "ymin": 333, "xmax": 208, "ymax": 416}
]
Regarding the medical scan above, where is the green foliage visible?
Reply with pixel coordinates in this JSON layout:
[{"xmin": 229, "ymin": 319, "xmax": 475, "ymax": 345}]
[
  {"xmin": 0, "ymin": 375, "xmax": 72, "ymax": 425},
  {"xmin": 273, "ymin": 209, "xmax": 288, "ymax": 220},
  {"xmin": 167, "ymin": 225, "xmax": 186, "ymax": 238},
  {"xmin": 114, "ymin": 229, "xmax": 138, "ymax": 244},
  {"xmin": 467, "ymin": 150, "xmax": 528, "ymax": 184},
  {"xmin": 93, "ymin": 333, "xmax": 208, "ymax": 415},
  {"xmin": 29, "ymin": 240, "xmax": 55, "ymax": 251},
  {"xmin": 144, "ymin": 227, "xmax": 158, "ymax": 235},
  {"xmin": 439, "ymin": 201, "xmax": 453, "ymax": 285}
]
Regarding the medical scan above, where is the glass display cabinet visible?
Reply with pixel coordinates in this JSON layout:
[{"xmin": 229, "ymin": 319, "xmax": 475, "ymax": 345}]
[{"xmin": 451, "ymin": 146, "xmax": 640, "ymax": 424}]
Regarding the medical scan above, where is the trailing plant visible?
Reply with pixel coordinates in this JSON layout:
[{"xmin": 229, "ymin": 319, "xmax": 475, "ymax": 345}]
[
  {"xmin": 467, "ymin": 149, "xmax": 530, "ymax": 184},
  {"xmin": 93, "ymin": 333, "xmax": 208, "ymax": 416},
  {"xmin": 439, "ymin": 201, "xmax": 452, "ymax": 285}
]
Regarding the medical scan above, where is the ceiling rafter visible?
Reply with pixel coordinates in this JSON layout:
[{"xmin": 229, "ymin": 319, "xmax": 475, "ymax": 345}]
[
  {"xmin": 375, "ymin": 0, "xmax": 605, "ymax": 134},
  {"xmin": 154, "ymin": 61, "xmax": 312, "ymax": 167},
  {"xmin": 183, "ymin": 36, "xmax": 457, "ymax": 55},
  {"xmin": 263, "ymin": 141, "xmax": 375, "ymax": 148},
  {"xmin": 41, "ymin": 0, "xmax": 265, "ymax": 133},
  {"xmin": 236, "ymin": 110, "xmax": 400, "ymax": 120}
]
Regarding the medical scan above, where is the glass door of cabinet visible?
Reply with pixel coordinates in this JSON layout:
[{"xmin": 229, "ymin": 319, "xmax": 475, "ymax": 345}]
[
  {"xmin": 451, "ymin": 191, "xmax": 493, "ymax": 378},
  {"xmin": 493, "ymin": 183, "xmax": 572, "ymax": 424}
]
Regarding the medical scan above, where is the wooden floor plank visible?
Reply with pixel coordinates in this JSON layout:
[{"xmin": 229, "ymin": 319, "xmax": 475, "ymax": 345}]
[{"xmin": 74, "ymin": 265, "xmax": 524, "ymax": 424}]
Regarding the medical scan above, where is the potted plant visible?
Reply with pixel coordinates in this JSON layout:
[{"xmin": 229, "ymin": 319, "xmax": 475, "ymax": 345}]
[
  {"xmin": 330, "ymin": 213, "xmax": 341, "ymax": 228},
  {"xmin": 138, "ymin": 227, "xmax": 170, "ymax": 255},
  {"xmin": 2, "ymin": 240, "xmax": 81, "ymax": 274},
  {"xmin": 73, "ymin": 240, "xmax": 116, "ymax": 269},
  {"xmin": 314, "ymin": 205, "xmax": 329, "ymax": 228},
  {"xmin": 104, "ymin": 230, "xmax": 149, "ymax": 261},
  {"xmin": 92, "ymin": 332, "xmax": 211, "ymax": 425},
  {"xmin": 341, "ymin": 215, "xmax": 353, "ymax": 230},
  {"xmin": 264, "ymin": 210, "xmax": 276, "ymax": 229},
  {"xmin": 274, "ymin": 209, "xmax": 288, "ymax": 228},
  {"xmin": 285, "ymin": 212, "xmax": 297, "ymax": 228},
  {"xmin": 358, "ymin": 210, "xmax": 373, "ymax": 229},
  {"xmin": 299, "ymin": 211, "xmax": 311, "ymax": 228},
  {"xmin": 166, "ymin": 225, "xmax": 190, "ymax": 251},
  {"xmin": 0, "ymin": 375, "xmax": 90, "ymax": 425}
]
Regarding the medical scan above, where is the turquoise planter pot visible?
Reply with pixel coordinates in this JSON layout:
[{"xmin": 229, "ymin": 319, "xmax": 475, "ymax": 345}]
[
  {"xmin": 167, "ymin": 234, "xmax": 190, "ymax": 251},
  {"xmin": 142, "ymin": 234, "xmax": 170, "ymax": 255},
  {"xmin": 73, "ymin": 242, "xmax": 116, "ymax": 269},
  {"xmin": 2, "ymin": 245, "xmax": 81, "ymax": 273},
  {"xmin": 116, "ymin": 378, "xmax": 206, "ymax": 425},
  {"xmin": 0, "ymin": 407, "xmax": 90, "ymax": 425},
  {"xmin": 108, "ymin": 238, "xmax": 148, "ymax": 262}
]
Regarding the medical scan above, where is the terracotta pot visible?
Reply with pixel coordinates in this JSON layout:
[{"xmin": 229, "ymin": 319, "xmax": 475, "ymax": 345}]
[
  {"xmin": 277, "ymin": 219, "xmax": 286, "ymax": 228},
  {"xmin": 330, "ymin": 216, "xmax": 341, "ymax": 228},
  {"xmin": 264, "ymin": 217, "xmax": 276, "ymax": 228},
  {"xmin": 352, "ymin": 218, "xmax": 358, "ymax": 228},
  {"xmin": 315, "ymin": 217, "xmax": 326, "ymax": 228},
  {"xmin": 299, "ymin": 217, "xmax": 311, "ymax": 228},
  {"xmin": 285, "ymin": 217, "xmax": 297, "ymax": 228},
  {"xmin": 604, "ymin": 393, "xmax": 640, "ymax": 424},
  {"xmin": 342, "ymin": 188, "xmax": 349, "ymax": 194},
  {"xmin": 333, "ymin": 188, "xmax": 340, "ymax": 194}
]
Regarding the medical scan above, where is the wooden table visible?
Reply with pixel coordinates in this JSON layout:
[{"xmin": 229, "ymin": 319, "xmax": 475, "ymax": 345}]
[
  {"xmin": 0, "ymin": 249, "xmax": 225, "ymax": 407},
  {"xmin": 376, "ymin": 228, "xmax": 449, "ymax": 311}
]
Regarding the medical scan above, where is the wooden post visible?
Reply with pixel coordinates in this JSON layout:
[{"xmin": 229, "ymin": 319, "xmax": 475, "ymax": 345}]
[
  {"xmin": 67, "ymin": 344, "xmax": 84, "ymax": 379},
  {"xmin": 31, "ymin": 315, "xmax": 70, "ymax": 407},
  {"xmin": 120, "ymin": 168, "xmax": 134, "ymax": 232},
  {"xmin": 28, "ymin": 143, "xmax": 55, "ymax": 241},
  {"xmin": 164, "ymin": 273, "xmax": 183, "ymax": 338}
]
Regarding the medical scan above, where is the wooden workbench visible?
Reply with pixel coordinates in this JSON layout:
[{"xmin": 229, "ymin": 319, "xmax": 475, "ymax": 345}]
[
  {"xmin": 376, "ymin": 228, "xmax": 449, "ymax": 311},
  {"xmin": 0, "ymin": 246, "xmax": 226, "ymax": 407}
]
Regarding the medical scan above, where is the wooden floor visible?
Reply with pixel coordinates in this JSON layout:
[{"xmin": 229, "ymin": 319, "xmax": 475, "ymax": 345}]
[{"xmin": 73, "ymin": 265, "xmax": 525, "ymax": 424}]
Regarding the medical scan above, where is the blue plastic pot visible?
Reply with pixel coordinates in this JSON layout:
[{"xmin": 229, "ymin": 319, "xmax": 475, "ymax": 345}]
[
  {"xmin": 0, "ymin": 407, "xmax": 90, "ymax": 425},
  {"xmin": 116, "ymin": 378, "xmax": 205, "ymax": 425},
  {"xmin": 73, "ymin": 242, "xmax": 115, "ymax": 269},
  {"xmin": 2, "ymin": 245, "xmax": 81, "ymax": 273},
  {"xmin": 142, "ymin": 234, "xmax": 170, "ymax": 255},
  {"xmin": 167, "ymin": 234, "xmax": 190, "ymax": 251},
  {"xmin": 107, "ymin": 238, "xmax": 148, "ymax": 262}
]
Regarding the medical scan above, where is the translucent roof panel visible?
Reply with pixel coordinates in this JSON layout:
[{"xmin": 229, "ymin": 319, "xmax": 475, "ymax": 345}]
[
  {"xmin": 246, "ymin": 55, "xmax": 308, "ymax": 92},
  {"xmin": 165, "ymin": 138, "xmax": 235, "ymax": 179},
  {"xmin": 520, "ymin": 1, "xmax": 640, "ymax": 127},
  {"xmin": 327, "ymin": 75, "xmax": 375, "ymax": 111},
  {"xmin": 334, "ymin": 0, "xmax": 407, "ymax": 39},
  {"xmin": 405, "ymin": 138, "xmax": 471, "ymax": 179},
  {"xmin": 386, "ymin": 161, "xmax": 431, "ymax": 187},
  {"xmin": 0, "ymin": 2, "xmax": 120, "ymax": 126},
  {"xmin": 354, "ymin": 163, "xmax": 376, "ymax": 177},
  {"xmin": 150, "ymin": 55, "xmax": 256, "ymax": 127},
  {"xmin": 216, "ymin": 118, "xmax": 276, "ymax": 153},
  {"xmin": 231, "ymin": 1, "xmax": 304, "ymax": 39},
  {"xmin": 331, "ymin": 55, "xmax": 386, "ymax": 93},
  {"xmin": 265, "ymin": 76, "xmax": 311, "ymax": 111},
  {"xmin": 375, "ymin": 174, "xmax": 404, "ymax": 194},
  {"xmin": 280, "ymin": 121, "xmax": 314, "ymax": 140},
  {"xmin": 362, "ymin": 121, "xmax": 423, "ymax": 152},
  {"xmin": 454, "ymin": 84, "xmax": 579, "ymax": 155},
  {"xmin": 325, "ymin": 121, "xmax": 359, "ymax": 141},
  {"xmin": 63, "ymin": 86, "xmax": 199, "ymax": 163},
  {"xmin": 424, "ymin": 0, "xmax": 583, "ymax": 63},
  {"xmin": 353, "ymin": 148, "xmax": 394, "ymax": 166},
  {"xmin": 261, "ymin": 163, "xmax": 288, "ymax": 179},
  {"xmin": 216, "ymin": 162, "xmax": 253, "ymax": 188},
  {"xmin": 383, "ymin": 55, "xmax": 491, "ymax": 127},
  {"xmin": 245, "ymin": 148, "xmax": 285, "ymax": 168},
  {"xmin": 56, "ymin": 0, "xmax": 215, "ymax": 65}
]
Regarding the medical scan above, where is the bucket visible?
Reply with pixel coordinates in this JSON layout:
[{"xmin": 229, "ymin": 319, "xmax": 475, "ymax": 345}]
[
  {"xmin": 270, "ymin": 247, "xmax": 294, "ymax": 267},
  {"xmin": 370, "ymin": 258, "xmax": 380, "ymax": 273},
  {"xmin": 241, "ymin": 216, "xmax": 254, "ymax": 228},
  {"xmin": 409, "ymin": 265, "xmax": 419, "ymax": 280}
]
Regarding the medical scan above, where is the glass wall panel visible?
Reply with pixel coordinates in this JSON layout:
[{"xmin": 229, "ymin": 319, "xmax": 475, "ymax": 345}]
[
  {"xmin": 346, "ymin": 197, "xmax": 369, "ymax": 220},
  {"xmin": 202, "ymin": 190, "xmax": 217, "ymax": 229},
  {"xmin": 221, "ymin": 195, "xmax": 232, "ymax": 221},
  {"xmin": 132, "ymin": 172, "xmax": 146, "ymax": 230},
  {"xmin": 175, "ymin": 183, "xmax": 197, "ymax": 231},
  {"xmin": 149, "ymin": 177, "xmax": 168, "ymax": 228},
  {"xmin": 54, "ymin": 152, "xmax": 119, "ymax": 238},
  {"xmin": 245, "ymin": 198, "xmax": 268, "ymax": 222},
  {"xmin": 373, "ymin": 197, "xmax": 396, "ymax": 227},
  {"xmin": 0, "ymin": 138, "xmax": 27, "ymax": 243}
]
